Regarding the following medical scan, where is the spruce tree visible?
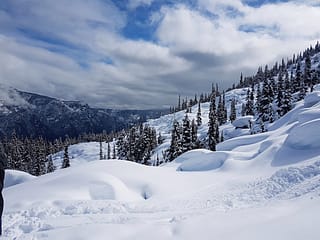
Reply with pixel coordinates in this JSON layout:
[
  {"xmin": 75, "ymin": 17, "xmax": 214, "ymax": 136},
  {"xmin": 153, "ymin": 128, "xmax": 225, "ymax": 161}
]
[
  {"xmin": 208, "ymin": 95, "xmax": 218, "ymax": 151},
  {"xmin": 46, "ymin": 155, "xmax": 56, "ymax": 173},
  {"xmin": 107, "ymin": 142, "xmax": 111, "ymax": 159},
  {"xmin": 282, "ymin": 71, "xmax": 292, "ymax": 115},
  {"xmin": 230, "ymin": 98, "xmax": 237, "ymax": 122},
  {"xmin": 196, "ymin": 101, "xmax": 202, "ymax": 126},
  {"xmin": 245, "ymin": 88, "xmax": 254, "ymax": 116},
  {"xmin": 112, "ymin": 142, "xmax": 116, "ymax": 159},
  {"xmin": 304, "ymin": 53, "xmax": 312, "ymax": 89},
  {"xmin": 276, "ymin": 71, "xmax": 284, "ymax": 117},
  {"xmin": 167, "ymin": 120, "xmax": 181, "ymax": 161},
  {"xmin": 99, "ymin": 140, "xmax": 103, "ymax": 160},
  {"xmin": 61, "ymin": 145, "xmax": 70, "ymax": 168},
  {"xmin": 191, "ymin": 119, "xmax": 198, "ymax": 148},
  {"xmin": 182, "ymin": 114, "xmax": 192, "ymax": 153}
]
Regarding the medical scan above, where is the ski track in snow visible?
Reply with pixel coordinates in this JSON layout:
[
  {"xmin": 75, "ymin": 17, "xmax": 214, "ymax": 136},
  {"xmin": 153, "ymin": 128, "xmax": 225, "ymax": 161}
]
[{"xmin": 3, "ymin": 160, "xmax": 320, "ymax": 239}]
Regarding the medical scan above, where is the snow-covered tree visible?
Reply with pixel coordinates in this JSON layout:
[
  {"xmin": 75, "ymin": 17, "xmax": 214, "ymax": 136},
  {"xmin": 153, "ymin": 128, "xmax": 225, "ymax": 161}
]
[
  {"xmin": 196, "ymin": 101, "xmax": 202, "ymax": 126},
  {"xmin": 61, "ymin": 145, "xmax": 70, "ymax": 169},
  {"xmin": 230, "ymin": 98, "xmax": 237, "ymax": 122},
  {"xmin": 182, "ymin": 114, "xmax": 192, "ymax": 153}
]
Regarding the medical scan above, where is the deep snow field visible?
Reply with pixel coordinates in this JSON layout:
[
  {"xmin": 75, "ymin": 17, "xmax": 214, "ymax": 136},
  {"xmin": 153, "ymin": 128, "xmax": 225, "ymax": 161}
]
[{"xmin": 3, "ymin": 87, "xmax": 320, "ymax": 240}]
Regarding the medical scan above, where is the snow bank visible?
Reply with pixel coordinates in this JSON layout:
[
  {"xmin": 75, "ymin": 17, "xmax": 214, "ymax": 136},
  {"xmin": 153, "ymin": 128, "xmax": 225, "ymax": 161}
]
[
  {"xmin": 304, "ymin": 91, "xmax": 320, "ymax": 107},
  {"xmin": 175, "ymin": 149, "xmax": 227, "ymax": 171},
  {"xmin": 285, "ymin": 119, "xmax": 320, "ymax": 150},
  {"xmin": 298, "ymin": 108, "xmax": 320, "ymax": 124},
  {"xmin": 4, "ymin": 161, "xmax": 143, "ymax": 209},
  {"xmin": 4, "ymin": 169, "xmax": 36, "ymax": 188},
  {"xmin": 232, "ymin": 115, "xmax": 254, "ymax": 129},
  {"xmin": 217, "ymin": 134, "xmax": 268, "ymax": 151}
]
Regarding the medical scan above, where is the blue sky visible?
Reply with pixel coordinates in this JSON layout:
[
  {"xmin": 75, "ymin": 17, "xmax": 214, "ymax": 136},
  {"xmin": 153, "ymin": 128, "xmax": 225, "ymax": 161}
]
[{"xmin": 0, "ymin": 0, "xmax": 320, "ymax": 109}]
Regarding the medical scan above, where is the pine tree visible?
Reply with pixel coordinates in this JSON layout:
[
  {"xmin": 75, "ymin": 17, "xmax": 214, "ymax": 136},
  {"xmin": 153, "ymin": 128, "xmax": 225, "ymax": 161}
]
[
  {"xmin": 46, "ymin": 155, "xmax": 56, "ymax": 173},
  {"xmin": 112, "ymin": 142, "xmax": 116, "ymax": 159},
  {"xmin": 245, "ymin": 88, "xmax": 254, "ymax": 116},
  {"xmin": 220, "ymin": 130, "xmax": 224, "ymax": 142},
  {"xmin": 157, "ymin": 132, "xmax": 164, "ymax": 145},
  {"xmin": 167, "ymin": 120, "xmax": 181, "ymax": 161},
  {"xmin": 107, "ymin": 142, "xmax": 111, "ymax": 159},
  {"xmin": 282, "ymin": 71, "xmax": 292, "ymax": 115},
  {"xmin": 255, "ymin": 82, "xmax": 262, "ymax": 113},
  {"xmin": 208, "ymin": 95, "xmax": 218, "ymax": 151},
  {"xmin": 260, "ymin": 76, "xmax": 272, "ymax": 122},
  {"xmin": 276, "ymin": 71, "xmax": 284, "ymax": 117},
  {"xmin": 304, "ymin": 53, "xmax": 312, "ymax": 89},
  {"xmin": 230, "ymin": 98, "xmax": 237, "ymax": 122},
  {"xmin": 191, "ymin": 119, "xmax": 198, "ymax": 148},
  {"xmin": 99, "ymin": 140, "xmax": 103, "ymax": 160},
  {"xmin": 182, "ymin": 114, "xmax": 192, "ymax": 153},
  {"xmin": 61, "ymin": 145, "xmax": 70, "ymax": 168},
  {"xmin": 222, "ymin": 91, "xmax": 227, "ymax": 123},
  {"xmin": 217, "ymin": 94, "xmax": 224, "ymax": 125},
  {"xmin": 196, "ymin": 101, "xmax": 202, "ymax": 126}
]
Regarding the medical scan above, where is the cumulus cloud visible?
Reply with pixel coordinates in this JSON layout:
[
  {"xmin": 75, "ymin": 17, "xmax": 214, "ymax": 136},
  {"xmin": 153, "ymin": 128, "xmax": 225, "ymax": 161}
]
[
  {"xmin": 128, "ymin": 0, "xmax": 154, "ymax": 9},
  {"xmin": 0, "ymin": 0, "xmax": 319, "ymax": 109}
]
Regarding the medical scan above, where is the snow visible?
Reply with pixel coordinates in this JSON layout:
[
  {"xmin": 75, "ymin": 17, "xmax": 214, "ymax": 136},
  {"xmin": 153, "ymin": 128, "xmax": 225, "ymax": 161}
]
[
  {"xmin": 285, "ymin": 119, "xmax": 320, "ymax": 150},
  {"xmin": 231, "ymin": 115, "xmax": 254, "ymax": 128},
  {"xmin": 4, "ymin": 170, "xmax": 36, "ymax": 188},
  {"xmin": 2, "ymin": 87, "xmax": 320, "ymax": 239},
  {"xmin": 175, "ymin": 149, "xmax": 227, "ymax": 171},
  {"xmin": 304, "ymin": 91, "xmax": 320, "ymax": 107}
]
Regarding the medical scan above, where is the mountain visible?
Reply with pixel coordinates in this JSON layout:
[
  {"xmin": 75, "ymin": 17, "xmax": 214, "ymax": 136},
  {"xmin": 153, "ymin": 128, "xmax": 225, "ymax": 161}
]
[
  {"xmin": 0, "ymin": 86, "xmax": 168, "ymax": 140},
  {"xmin": 3, "ymin": 85, "xmax": 320, "ymax": 240}
]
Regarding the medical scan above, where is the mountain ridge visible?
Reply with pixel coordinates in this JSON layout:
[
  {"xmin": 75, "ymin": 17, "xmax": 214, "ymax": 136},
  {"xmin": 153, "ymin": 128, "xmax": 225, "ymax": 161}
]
[{"xmin": 0, "ymin": 85, "xmax": 168, "ymax": 140}]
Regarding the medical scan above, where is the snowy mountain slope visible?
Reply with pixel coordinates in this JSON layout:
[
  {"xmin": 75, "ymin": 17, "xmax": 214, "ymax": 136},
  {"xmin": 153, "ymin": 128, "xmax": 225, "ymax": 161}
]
[
  {"xmin": 0, "ymin": 84, "xmax": 167, "ymax": 140},
  {"xmin": 3, "ymin": 87, "xmax": 320, "ymax": 239}
]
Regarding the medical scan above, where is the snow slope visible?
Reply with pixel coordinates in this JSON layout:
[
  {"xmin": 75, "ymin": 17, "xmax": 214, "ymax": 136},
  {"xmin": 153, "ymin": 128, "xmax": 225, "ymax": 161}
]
[{"xmin": 3, "ymin": 88, "xmax": 320, "ymax": 239}]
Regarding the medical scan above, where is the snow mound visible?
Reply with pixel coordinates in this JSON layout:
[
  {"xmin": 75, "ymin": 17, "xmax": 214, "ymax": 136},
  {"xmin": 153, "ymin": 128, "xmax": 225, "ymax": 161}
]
[
  {"xmin": 175, "ymin": 149, "xmax": 227, "ymax": 171},
  {"xmin": 304, "ymin": 91, "xmax": 320, "ymax": 107},
  {"xmin": 298, "ymin": 108, "xmax": 320, "ymax": 124},
  {"xmin": 5, "ymin": 161, "xmax": 143, "ymax": 209},
  {"xmin": 217, "ymin": 134, "xmax": 268, "ymax": 151},
  {"xmin": 4, "ymin": 170, "xmax": 36, "ymax": 188},
  {"xmin": 232, "ymin": 115, "xmax": 254, "ymax": 128},
  {"xmin": 285, "ymin": 119, "xmax": 320, "ymax": 150}
]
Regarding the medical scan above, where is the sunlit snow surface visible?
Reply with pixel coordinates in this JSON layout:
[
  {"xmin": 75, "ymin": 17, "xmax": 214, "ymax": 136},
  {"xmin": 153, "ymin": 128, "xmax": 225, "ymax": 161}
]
[{"xmin": 3, "ymin": 87, "xmax": 320, "ymax": 239}]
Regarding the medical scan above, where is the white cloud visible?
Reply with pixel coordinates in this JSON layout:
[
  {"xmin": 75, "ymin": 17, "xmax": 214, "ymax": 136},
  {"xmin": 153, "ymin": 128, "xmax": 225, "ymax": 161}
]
[
  {"xmin": 0, "ymin": 0, "xmax": 319, "ymax": 109},
  {"xmin": 128, "ymin": 0, "xmax": 154, "ymax": 9}
]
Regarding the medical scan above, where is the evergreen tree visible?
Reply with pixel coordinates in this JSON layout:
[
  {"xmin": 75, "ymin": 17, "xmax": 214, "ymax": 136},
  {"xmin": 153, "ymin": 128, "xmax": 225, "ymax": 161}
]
[
  {"xmin": 208, "ymin": 95, "xmax": 218, "ymax": 151},
  {"xmin": 222, "ymin": 91, "xmax": 227, "ymax": 123},
  {"xmin": 61, "ymin": 145, "xmax": 70, "ymax": 168},
  {"xmin": 157, "ymin": 132, "xmax": 164, "ymax": 145},
  {"xmin": 196, "ymin": 101, "xmax": 202, "ymax": 126},
  {"xmin": 99, "ymin": 140, "xmax": 103, "ymax": 160},
  {"xmin": 230, "ymin": 98, "xmax": 237, "ymax": 122},
  {"xmin": 112, "ymin": 142, "xmax": 116, "ymax": 159},
  {"xmin": 220, "ymin": 130, "xmax": 224, "ymax": 143},
  {"xmin": 304, "ymin": 53, "xmax": 312, "ymax": 89},
  {"xmin": 276, "ymin": 71, "xmax": 284, "ymax": 117},
  {"xmin": 182, "ymin": 114, "xmax": 192, "ymax": 153},
  {"xmin": 167, "ymin": 120, "xmax": 181, "ymax": 161},
  {"xmin": 191, "ymin": 119, "xmax": 198, "ymax": 148},
  {"xmin": 107, "ymin": 142, "xmax": 111, "ymax": 159},
  {"xmin": 46, "ymin": 155, "xmax": 56, "ymax": 173},
  {"xmin": 282, "ymin": 71, "xmax": 293, "ymax": 115},
  {"xmin": 260, "ymin": 76, "xmax": 272, "ymax": 122},
  {"xmin": 245, "ymin": 87, "xmax": 254, "ymax": 116},
  {"xmin": 255, "ymin": 82, "xmax": 262, "ymax": 114}
]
